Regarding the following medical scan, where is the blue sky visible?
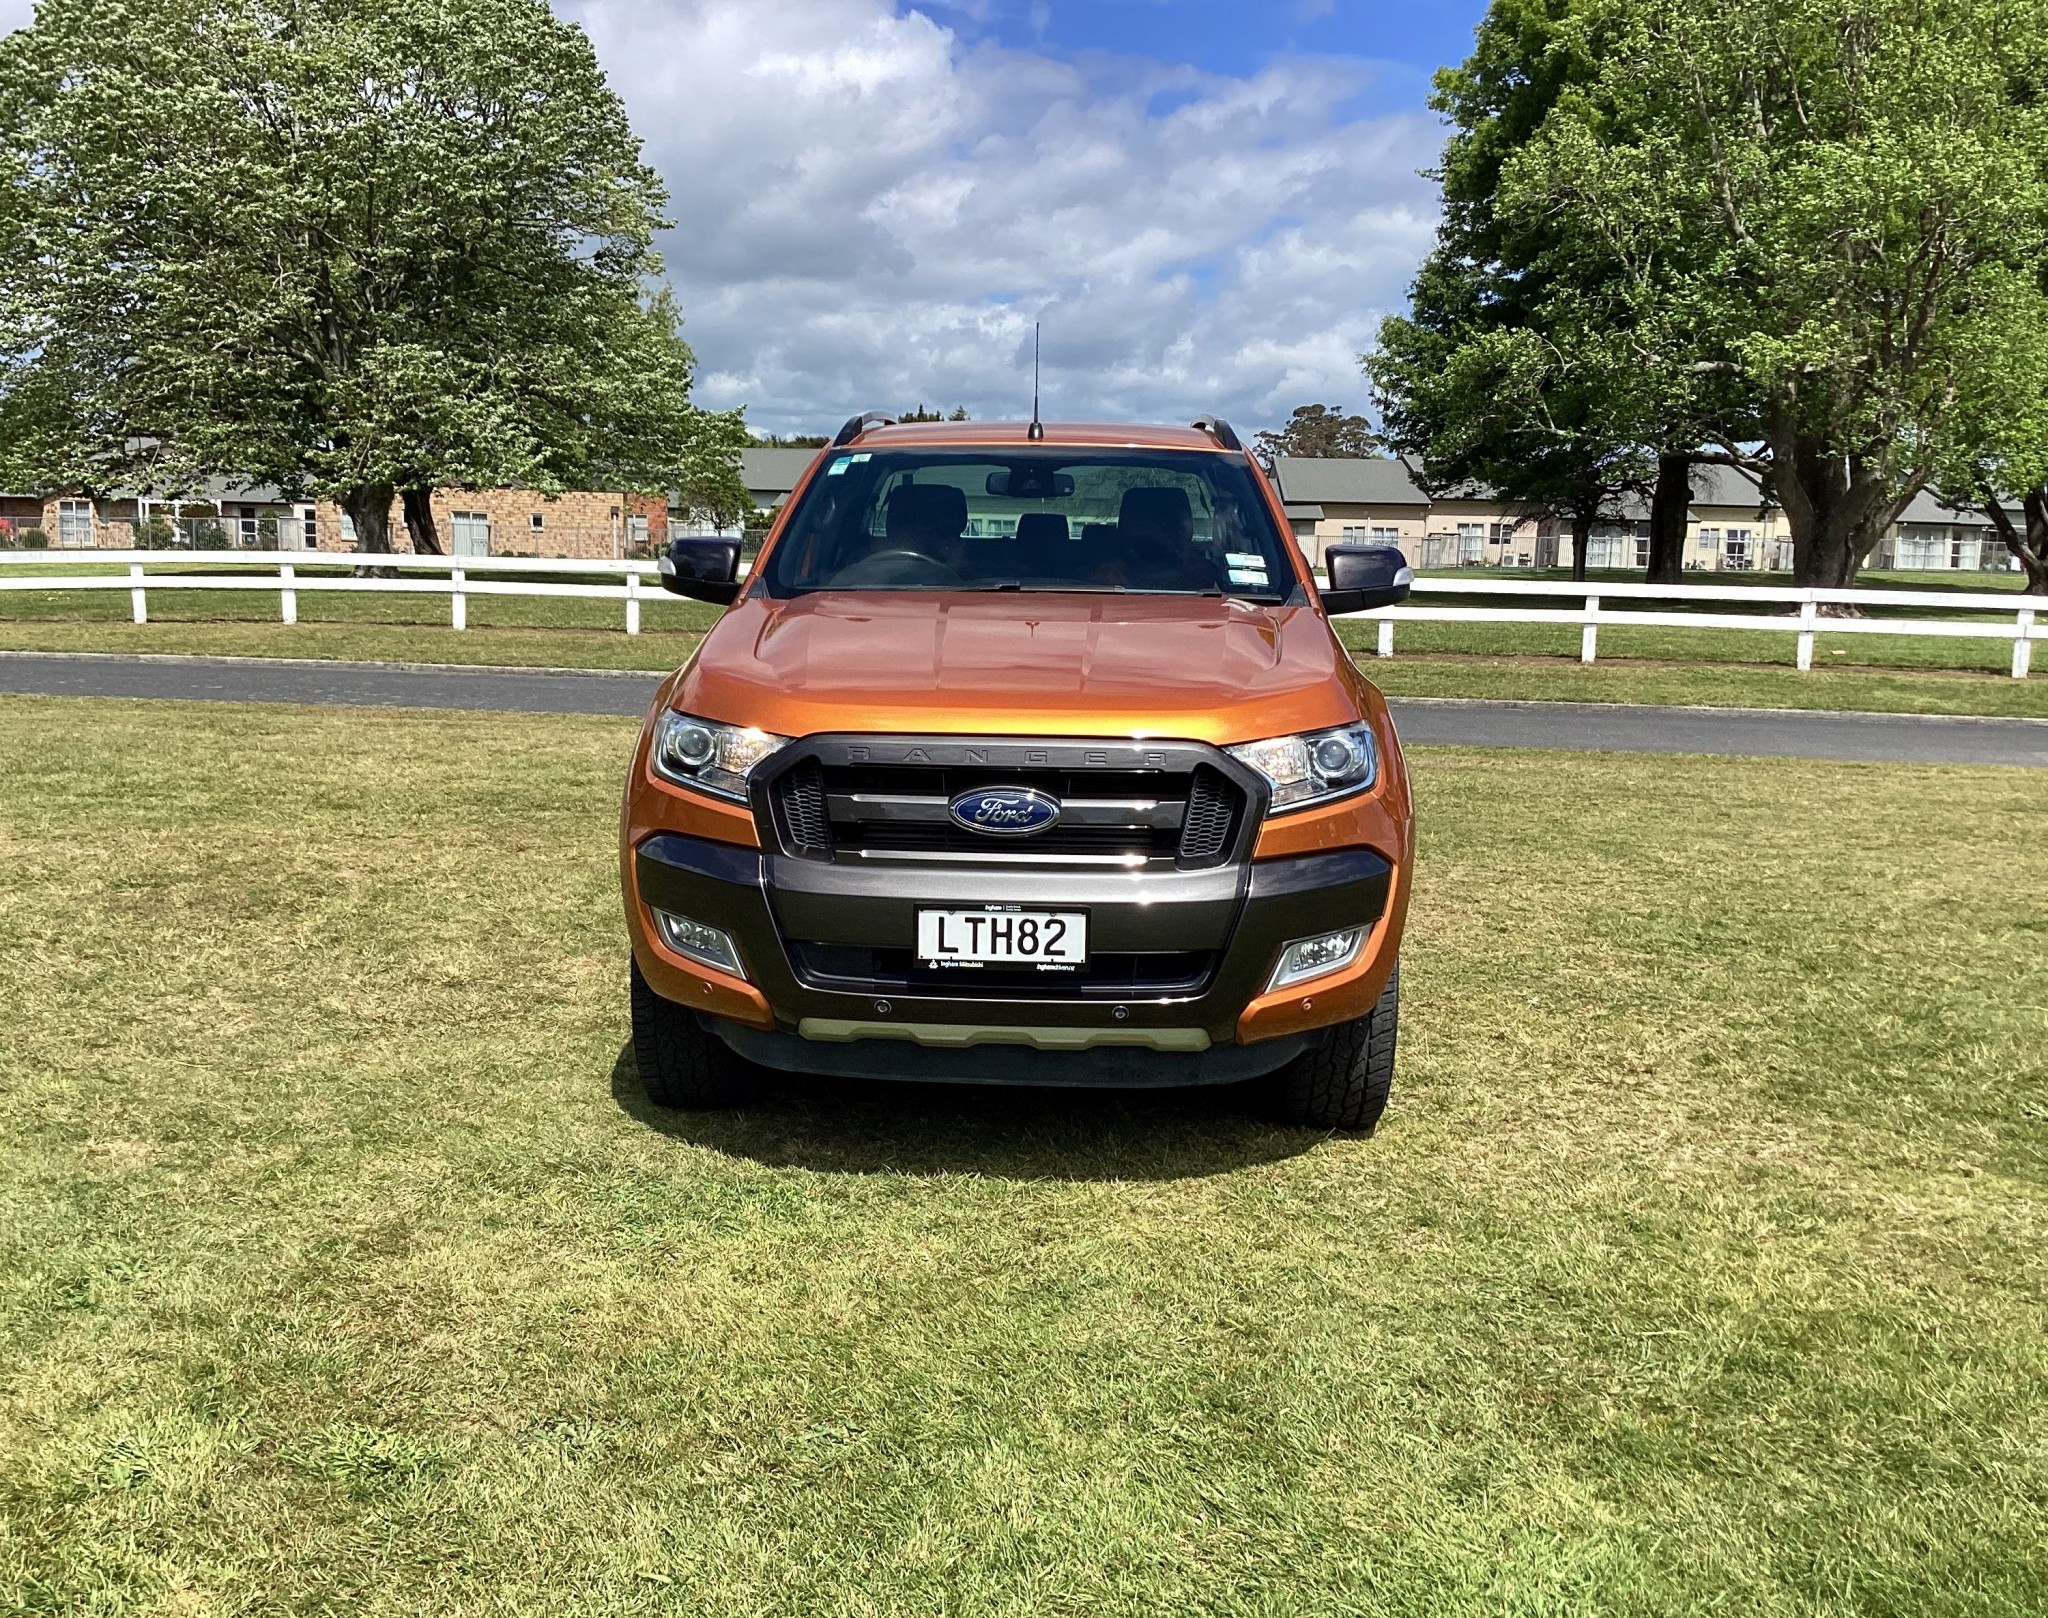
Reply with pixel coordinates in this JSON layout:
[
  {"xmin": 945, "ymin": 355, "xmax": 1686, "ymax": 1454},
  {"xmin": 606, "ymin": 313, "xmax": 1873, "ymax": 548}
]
[{"xmin": 935, "ymin": 0, "xmax": 1483, "ymax": 102}]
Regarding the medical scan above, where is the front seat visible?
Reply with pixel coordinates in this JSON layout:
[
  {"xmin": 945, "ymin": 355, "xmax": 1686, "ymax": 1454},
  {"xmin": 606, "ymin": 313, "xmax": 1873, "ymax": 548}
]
[
  {"xmin": 885, "ymin": 483, "xmax": 969, "ymax": 554},
  {"xmin": 1110, "ymin": 486, "xmax": 1213, "ymax": 589}
]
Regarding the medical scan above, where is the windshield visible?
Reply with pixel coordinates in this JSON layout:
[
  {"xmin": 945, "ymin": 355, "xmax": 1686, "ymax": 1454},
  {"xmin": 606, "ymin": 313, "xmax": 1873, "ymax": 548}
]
[{"xmin": 758, "ymin": 448, "xmax": 1301, "ymax": 601}]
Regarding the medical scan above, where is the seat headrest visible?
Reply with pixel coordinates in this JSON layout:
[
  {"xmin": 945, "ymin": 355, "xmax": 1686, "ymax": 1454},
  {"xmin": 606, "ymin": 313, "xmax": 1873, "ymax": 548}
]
[
  {"xmin": 885, "ymin": 482, "xmax": 969, "ymax": 540},
  {"xmin": 1118, "ymin": 486, "xmax": 1194, "ymax": 543},
  {"xmin": 1015, "ymin": 512, "xmax": 1070, "ymax": 546}
]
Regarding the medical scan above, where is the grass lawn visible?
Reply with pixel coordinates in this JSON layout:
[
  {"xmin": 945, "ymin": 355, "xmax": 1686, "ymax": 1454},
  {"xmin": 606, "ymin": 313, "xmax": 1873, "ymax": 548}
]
[{"xmin": 2, "ymin": 699, "xmax": 2044, "ymax": 1614}]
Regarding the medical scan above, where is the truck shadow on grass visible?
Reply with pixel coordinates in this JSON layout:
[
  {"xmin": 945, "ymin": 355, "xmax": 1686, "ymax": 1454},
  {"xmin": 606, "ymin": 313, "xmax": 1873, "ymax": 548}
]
[{"xmin": 607, "ymin": 1044, "xmax": 1324, "ymax": 1180}]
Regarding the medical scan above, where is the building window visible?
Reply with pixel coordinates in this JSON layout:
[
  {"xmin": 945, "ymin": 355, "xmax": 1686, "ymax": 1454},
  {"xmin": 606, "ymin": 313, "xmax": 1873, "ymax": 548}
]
[
  {"xmin": 451, "ymin": 511, "xmax": 491, "ymax": 557},
  {"xmin": 1370, "ymin": 526, "xmax": 1400, "ymax": 544},
  {"xmin": 530, "ymin": 513, "xmax": 546, "ymax": 532},
  {"xmin": 57, "ymin": 499, "xmax": 94, "ymax": 548},
  {"xmin": 1341, "ymin": 525, "xmax": 1368, "ymax": 542},
  {"xmin": 1724, "ymin": 529, "xmax": 1752, "ymax": 571},
  {"xmin": 626, "ymin": 513, "xmax": 650, "ymax": 548},
  {"xmin": 1456, "ymin": 523, "xmax": 1485, "ymax": 566},
  {"xmin": 1896, "ymin": 527, "xmax": 1945, "ymax": 570}
]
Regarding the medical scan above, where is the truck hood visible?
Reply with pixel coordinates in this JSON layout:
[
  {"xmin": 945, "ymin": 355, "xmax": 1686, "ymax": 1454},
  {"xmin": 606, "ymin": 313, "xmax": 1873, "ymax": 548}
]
[{"xmin": 673, "ymin": 591, "xmax": 1365, "ymax": 745}]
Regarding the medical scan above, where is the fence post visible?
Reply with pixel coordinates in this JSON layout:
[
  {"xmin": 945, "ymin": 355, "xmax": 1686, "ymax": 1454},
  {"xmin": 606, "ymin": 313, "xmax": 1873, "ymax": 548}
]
[
  {"xmin": 2016, "ymin": 607, "xmax": 2036, "ymax": 680},
  {"xmin": 625, "ymin": 568, "xmax": 641, "ymax": 636},
  {"xmin": 128, "ymin": 563, "xmax": 147, "ymax": 625},
  {"xmin": 279, "ymin": 563, "xmax": 296, "ymax": 626},
  {"xmin": 1580, "ymin": 593, "xmax": 1599, "ymax": 664},
  {"xmin": 1796, "ymin": 592, "xmax": 1817, "ymax": 671},
  {"xmin": 1376, "ymin": 615, "xmax": 1394, "ymax": 659},
  {"xmin": 451, "ymin": 567, "xmax": 466, "ymax": 631}
]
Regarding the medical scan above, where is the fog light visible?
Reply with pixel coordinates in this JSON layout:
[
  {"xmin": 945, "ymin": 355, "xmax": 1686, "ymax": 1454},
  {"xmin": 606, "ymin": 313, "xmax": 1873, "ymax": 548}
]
[
  {"xmin": 1268, "ymin": 926, "xmax": 1365, "ymax": 992},
  {"xmin": 651, "ymin": 908, "xmax": 746, "ymax": 979}
]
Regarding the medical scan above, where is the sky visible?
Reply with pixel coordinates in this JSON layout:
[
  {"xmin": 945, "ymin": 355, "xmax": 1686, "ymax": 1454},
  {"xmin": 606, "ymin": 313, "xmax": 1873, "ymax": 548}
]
[{"xmin": 0, "ymin": 0, "xmax": 1491, "ymax": 438}]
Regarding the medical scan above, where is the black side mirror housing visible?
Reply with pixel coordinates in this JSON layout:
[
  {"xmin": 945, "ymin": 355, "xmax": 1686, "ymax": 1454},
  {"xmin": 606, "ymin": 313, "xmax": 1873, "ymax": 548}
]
[
  {"xmin": 1319, "ymin": 544, "xmax": 1413, "ymax": 616},
  {"xmin": 658, "ymin": 537, "xmax": 742, "ymax": 605}
]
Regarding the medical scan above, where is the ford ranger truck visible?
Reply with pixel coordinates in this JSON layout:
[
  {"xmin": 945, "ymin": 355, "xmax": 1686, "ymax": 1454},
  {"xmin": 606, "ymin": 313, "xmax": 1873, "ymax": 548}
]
[{"xmin": 621, "ymin": 415, "xmax": 1415, "ymax": 1130}]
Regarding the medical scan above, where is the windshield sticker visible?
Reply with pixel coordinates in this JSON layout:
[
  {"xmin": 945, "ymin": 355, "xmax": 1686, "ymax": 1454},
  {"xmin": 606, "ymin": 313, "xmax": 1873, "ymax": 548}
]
[
  {"xmin": 825, "ymin": 456, "xmax": 853, "ymax": 476},
  {"xmin": 1227, "ymin": 566, "xmax": 1269, "ymax": 587},
  {"xmin": 849, "ymin": 452, "xmax": 871, "ymax": 462},
  {"xmin": 1225, "ymin": 552, "xmax": 1264, "ymax": 569}
]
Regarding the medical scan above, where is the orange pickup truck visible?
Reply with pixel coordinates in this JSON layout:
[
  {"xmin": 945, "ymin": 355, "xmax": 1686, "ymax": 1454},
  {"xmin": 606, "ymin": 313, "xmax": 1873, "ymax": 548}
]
[{"xmin": 620, "ymin": 415, "xmax": 1414, "ymax": 1129}]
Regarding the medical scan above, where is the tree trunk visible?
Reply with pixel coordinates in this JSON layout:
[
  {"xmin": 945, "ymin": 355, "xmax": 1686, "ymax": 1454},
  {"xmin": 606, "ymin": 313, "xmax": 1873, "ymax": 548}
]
[
  {"xmin": 1570, "ymin": 509, "xmax": 1592, "ymax": 583},
  {"xmin": 401, "ymin": 487, "xmax": 444, "ymax": 555},
  {"xmin": 1982, "ymin": 485, "xmax": 2048, "ymax": 595},
  {"xmin": 340, "ymin": 484, "xmax": 396, "ymax": 554},
  {"xmin": 1767, "ymin": 407, "xmax": 1917, "ymax": 592},
  {"xmin": 1645, "ymin": 452, "xmax": 1690, "ymax": 584}
]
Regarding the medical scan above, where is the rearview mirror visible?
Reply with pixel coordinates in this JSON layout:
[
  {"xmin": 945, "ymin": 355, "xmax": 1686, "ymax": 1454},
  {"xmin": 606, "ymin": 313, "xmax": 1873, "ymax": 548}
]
[
  {"xmin": 1319, "ymin": 544, "xmax": 1412, "ymax": 616},
  {"xmin": 658, "ymin": 537, "xmax": 742, "ymax": 605},
  {"xmin": 986, "ymin": 467, "xmax": 1076, "ymax": 499}
]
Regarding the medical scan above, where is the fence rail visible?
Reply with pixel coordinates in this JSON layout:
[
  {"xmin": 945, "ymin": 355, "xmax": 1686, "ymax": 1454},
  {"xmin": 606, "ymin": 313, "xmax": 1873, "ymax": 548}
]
[{"xmin": 0, "ymin": 549, "xmax": 2037, "ymax": 676}]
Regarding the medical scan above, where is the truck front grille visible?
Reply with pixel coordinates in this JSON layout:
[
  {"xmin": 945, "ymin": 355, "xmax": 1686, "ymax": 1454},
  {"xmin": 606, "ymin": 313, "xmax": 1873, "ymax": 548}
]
[{"xmin": 763, "ymin": 752, "xmax": 1247, "ymax": 869}]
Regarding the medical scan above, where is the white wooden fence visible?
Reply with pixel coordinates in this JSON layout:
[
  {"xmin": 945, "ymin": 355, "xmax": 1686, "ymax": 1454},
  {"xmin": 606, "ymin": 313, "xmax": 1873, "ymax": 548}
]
[{"xmin": 0, "ymin": 549, "xmax": 2038, "ymax": 678}]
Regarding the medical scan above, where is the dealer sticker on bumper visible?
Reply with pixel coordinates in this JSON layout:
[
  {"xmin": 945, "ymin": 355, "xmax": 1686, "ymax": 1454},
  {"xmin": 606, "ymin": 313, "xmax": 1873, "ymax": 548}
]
[{"xmin": 917, "ymin": 908, "xmax": 1088, "ymax": 967}]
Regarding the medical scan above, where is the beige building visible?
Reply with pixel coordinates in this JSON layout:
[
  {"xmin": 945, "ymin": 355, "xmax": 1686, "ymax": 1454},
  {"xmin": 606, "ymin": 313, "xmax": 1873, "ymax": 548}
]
[
  {"xmin": 0, "ymin": 482, "xmax": 668, "ymax": 558},
  {"xmin": 1270, "ymin": 457, "xmax": 2021, "ymax": 576}
]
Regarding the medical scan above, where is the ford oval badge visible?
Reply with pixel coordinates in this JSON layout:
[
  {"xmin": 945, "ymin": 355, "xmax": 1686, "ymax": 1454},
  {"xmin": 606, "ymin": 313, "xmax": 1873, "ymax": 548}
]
[{"xmin": 948, "ymin": 786, "xmax": 1061, "ymax": 837}]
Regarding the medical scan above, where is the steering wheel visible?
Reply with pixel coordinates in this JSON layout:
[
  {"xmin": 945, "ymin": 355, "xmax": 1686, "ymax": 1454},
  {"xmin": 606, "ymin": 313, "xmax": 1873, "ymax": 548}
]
[{"xmin": 827, "ymin": 548, "xmax": 966, "ymax": 588}]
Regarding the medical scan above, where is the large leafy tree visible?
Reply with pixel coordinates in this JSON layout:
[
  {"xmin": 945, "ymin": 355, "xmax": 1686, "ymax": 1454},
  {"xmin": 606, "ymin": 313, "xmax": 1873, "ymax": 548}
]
[
  {"xmin": 1371, "ymin": 0, "xmax": 1697, "ymax": 584},
  {"xmin": 1501, "ymin": 0, "xmax": 2048, "ymax": 588},
  {"xmin": 0, "ymin": 0, "xmax": 747, "ymax": 550}
]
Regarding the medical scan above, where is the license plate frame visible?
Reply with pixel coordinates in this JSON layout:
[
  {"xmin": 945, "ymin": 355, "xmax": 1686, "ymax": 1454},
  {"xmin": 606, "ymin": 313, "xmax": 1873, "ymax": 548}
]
[{"xmin": 916, "ymin": 907, "xmax": 1089, "ymax": 968}]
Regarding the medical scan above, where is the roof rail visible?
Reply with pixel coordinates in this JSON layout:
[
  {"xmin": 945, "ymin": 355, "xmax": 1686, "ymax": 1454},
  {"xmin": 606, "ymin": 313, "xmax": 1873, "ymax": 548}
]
[
  {"xmin": 832, "ymin": 411, "xmax": 897, "ymax": 447},
  {"xmin": 1191, "ymin": 415, "xmax": 1242, "ymax": 451}
]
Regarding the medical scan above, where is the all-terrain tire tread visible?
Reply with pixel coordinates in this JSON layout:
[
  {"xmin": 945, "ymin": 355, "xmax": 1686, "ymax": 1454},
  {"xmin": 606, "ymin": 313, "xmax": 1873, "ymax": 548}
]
[
  {"xmin": 1271, "ymin": 967, "xmax": 1399, "ymax": 1132},
  {"xmin": 630, "ymin": 958, "xmax": 748, "ymax": 1109}
]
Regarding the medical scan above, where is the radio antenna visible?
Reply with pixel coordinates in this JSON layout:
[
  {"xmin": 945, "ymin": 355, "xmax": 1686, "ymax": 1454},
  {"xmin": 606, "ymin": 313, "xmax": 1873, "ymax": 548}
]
[{"xmin": 1028, "ymin": 322, "xmax": 1044, "ymax": 440}]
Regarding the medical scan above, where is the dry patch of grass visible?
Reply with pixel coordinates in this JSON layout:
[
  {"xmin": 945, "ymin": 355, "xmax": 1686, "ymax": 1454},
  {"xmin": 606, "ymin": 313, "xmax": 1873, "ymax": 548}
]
[{"xmin": 1, "ymin": 699, "xmax": 2044, "ymax": 1615}]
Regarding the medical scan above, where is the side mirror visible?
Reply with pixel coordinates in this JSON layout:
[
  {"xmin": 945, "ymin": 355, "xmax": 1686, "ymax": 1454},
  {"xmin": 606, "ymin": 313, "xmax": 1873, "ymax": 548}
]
[
  {"xmin": 658, "ymin": 537, "xmax": 742, "ymax": 605},
  {"xmin": 1320, "ymin": 544, "xmax": 1413, "ymax": 616}
]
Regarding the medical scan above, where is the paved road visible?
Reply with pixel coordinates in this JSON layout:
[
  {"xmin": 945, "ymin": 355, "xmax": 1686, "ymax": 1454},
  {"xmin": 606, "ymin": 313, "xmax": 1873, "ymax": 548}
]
[{"xmin": 3, "ymin": 651, "xmax": 2045, "ymax": 767}]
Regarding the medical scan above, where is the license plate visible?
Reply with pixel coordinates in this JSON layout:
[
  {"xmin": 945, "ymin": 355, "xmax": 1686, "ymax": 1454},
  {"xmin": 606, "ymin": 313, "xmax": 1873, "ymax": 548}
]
[{"xmin": 917, "ymin": 907, "xmax": 1088, "ymax": 967}]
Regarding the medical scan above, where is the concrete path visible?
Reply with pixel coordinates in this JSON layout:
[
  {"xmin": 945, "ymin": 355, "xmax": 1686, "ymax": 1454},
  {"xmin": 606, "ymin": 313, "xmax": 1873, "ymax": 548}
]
[{"xmin": 3, "ymin": 651, "xmax": 2045, "ymax": 767}]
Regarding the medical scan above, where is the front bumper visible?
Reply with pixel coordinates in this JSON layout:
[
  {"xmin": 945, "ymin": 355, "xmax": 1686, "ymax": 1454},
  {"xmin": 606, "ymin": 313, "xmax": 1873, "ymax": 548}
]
[{"xmin": 626, "ymin": 829, "xmax": 1398, "ymax": 1079}]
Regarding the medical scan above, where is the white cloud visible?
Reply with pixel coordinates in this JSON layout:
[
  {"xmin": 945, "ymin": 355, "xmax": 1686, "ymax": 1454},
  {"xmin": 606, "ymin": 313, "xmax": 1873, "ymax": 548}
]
[{"xmin": 557, "ymin": 0, "xmax": 1440, "ymax": 436}]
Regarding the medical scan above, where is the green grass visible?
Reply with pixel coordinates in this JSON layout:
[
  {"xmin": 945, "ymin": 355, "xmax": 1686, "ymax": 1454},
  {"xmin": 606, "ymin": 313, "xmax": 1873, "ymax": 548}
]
[{"xmin": 2, "ymin": 699, "xmax": 2044, "ymax": 1614}]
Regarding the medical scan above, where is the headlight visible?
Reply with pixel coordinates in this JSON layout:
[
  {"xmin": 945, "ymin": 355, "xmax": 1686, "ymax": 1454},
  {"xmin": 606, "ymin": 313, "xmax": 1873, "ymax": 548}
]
[
  {"xmin": 650, "ymin": 711, "xmax": 789, "ymax": 801},
  {"xmin": 1227, "ymin": 721, "xmax": 1379, "ymax": 812}
]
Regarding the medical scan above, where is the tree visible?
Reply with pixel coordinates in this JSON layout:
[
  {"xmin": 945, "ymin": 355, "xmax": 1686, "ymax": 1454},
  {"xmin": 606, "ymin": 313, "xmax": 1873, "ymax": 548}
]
[
  {"xmin": 1500, "ymin": 0, "xmax": 2048, "ymax": 588},
  {"xmin": 0, "ymin": 0, "xmax": 748, "ymax": 551},
  {"xmin": 1933, "ymin": 277, "xmax": 2048, "ymax": 594},
  {"xmin": 1252, "ymin": 404, "xmax": 1376, "ymax": 468},
  {"xmin": 1371, "ymin": 0, "xmax": 1736, "ymax": 585}
]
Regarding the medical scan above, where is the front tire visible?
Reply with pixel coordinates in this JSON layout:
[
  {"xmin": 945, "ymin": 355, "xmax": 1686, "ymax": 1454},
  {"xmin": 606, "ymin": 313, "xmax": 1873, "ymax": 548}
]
[
  {"xmin": 630, "ymin": 958, "xmax": 753, "ymax": 1109},
  {"xmin": 1269, "ymin": 967, "xmax": 1399, "ymax": 1132}
]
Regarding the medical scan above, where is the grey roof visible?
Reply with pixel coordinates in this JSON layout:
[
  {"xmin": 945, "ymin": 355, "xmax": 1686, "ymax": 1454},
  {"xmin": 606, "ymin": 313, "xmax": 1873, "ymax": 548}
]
[
  {"xmin": 1271, "ymin": 456, "xmax": 1430, "ymax": 507},
  {"xmin": 1687, "ymin": 465, "xmax": 1770, "ymax": 511},
  {"xmin": 1897, "ymin": 489, "xmax": 2006, "ymax": 527},
  {"xmin": 1282, "ymin": 503, "xmax": 1324, "ymax": 520},
  {"xmin": 740, "ymin": 448, "xmax": 821, "ymax": 501}
]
